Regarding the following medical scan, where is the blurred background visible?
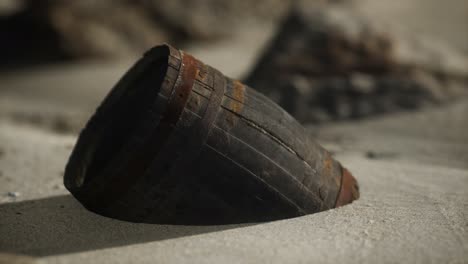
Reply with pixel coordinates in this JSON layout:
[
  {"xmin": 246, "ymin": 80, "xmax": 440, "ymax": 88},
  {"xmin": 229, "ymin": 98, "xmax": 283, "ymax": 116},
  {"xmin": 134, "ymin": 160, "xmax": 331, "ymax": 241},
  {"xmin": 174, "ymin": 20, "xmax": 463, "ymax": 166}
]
[
  {"xmin": 0, "ymin": 0, "xmax": 467, "ymax": 133},
  {"xmin": 0, "ymin": 0, "xmax": 467, "ymax": 66},
  {"xmin": 0, "ymin": 0, "xmax": 467, "ymax": 68},
  {"xmin": 1, "ymin": 1, "xmax": 468, "ymax": 262}
]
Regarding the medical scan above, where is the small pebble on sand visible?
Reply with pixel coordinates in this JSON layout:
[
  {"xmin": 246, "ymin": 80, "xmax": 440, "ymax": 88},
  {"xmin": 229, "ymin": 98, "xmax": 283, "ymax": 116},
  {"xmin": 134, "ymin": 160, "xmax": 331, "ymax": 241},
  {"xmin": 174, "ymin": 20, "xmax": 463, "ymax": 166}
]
[{"xmin": 7, "ymin": 191, "xmax": 21, "ymax": 198}]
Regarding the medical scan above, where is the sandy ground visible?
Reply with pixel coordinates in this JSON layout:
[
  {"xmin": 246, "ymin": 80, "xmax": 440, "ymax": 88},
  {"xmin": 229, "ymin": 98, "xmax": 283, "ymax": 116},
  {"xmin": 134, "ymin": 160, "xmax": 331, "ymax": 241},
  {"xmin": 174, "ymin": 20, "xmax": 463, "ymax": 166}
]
[
  {"xmin": 1, "ymin": 47, "xmax": 468, "ymax": 264},
  {"xmin": 1, "ymin": 0, "xmax": 468, "ymax": 263},
  {"xmin": 1, "ymin": 72, "xmax": 467, "ymax": 263}
]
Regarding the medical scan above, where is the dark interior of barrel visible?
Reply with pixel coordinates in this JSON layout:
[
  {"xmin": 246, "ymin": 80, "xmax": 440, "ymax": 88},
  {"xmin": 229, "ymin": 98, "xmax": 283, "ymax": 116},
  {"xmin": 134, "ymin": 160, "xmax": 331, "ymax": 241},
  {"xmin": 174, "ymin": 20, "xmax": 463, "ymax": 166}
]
[{"xmin": 71, "ymin": 48, "xmax": 170, "ymax": 190}]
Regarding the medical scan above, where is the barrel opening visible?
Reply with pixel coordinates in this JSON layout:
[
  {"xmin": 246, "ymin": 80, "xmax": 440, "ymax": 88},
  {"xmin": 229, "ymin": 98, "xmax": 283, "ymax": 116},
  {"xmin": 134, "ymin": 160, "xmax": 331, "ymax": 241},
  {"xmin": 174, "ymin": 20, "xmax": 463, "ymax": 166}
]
[{"xmin": 67, "ymin": 46, "xmax": 171, "ymax": 190}]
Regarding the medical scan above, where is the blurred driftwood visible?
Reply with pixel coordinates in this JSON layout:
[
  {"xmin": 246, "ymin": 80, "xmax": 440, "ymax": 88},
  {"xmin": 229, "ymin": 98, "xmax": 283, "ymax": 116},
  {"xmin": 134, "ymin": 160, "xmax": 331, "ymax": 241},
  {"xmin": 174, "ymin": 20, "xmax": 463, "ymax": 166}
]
[
  {"xmin": 0, "ymin": 0, "xmax": 291, "ymax": 65},
  {"xmin": 245, "ymin": 5, "xmax": 468, "ymax": 123}
]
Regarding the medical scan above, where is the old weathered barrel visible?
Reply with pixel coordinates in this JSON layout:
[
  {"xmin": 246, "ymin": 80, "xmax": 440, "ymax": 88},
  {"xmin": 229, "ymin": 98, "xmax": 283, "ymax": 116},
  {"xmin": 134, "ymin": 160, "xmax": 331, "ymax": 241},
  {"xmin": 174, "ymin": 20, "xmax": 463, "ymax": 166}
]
[{"xmin": 64, "ymin": 44, "xmax": 359, "ymax": 225}]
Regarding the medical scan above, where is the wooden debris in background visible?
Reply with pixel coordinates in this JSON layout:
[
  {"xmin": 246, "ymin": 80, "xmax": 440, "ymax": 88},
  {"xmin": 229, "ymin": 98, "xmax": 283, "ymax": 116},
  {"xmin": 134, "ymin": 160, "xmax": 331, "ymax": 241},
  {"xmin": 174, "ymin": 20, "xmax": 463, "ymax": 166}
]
[
  {"xmin": 245, "ymin": 5, "xmax": 468, "ymax": 123},
  {"xmin": 0, "ymin": 0, "xmax": 292, "ymax": 66}
]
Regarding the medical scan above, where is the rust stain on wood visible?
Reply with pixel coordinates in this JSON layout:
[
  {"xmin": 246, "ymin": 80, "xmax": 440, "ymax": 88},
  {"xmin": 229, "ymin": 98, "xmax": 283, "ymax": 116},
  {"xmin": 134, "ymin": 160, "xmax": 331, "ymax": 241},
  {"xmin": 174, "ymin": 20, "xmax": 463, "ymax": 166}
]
[
  {"xmin": 335, "ymin": 168, "xmax": 360, "ymax": 207},
  {"xmin": 226, "ymin": 80, "xmax": 246, "ymax": 127}
]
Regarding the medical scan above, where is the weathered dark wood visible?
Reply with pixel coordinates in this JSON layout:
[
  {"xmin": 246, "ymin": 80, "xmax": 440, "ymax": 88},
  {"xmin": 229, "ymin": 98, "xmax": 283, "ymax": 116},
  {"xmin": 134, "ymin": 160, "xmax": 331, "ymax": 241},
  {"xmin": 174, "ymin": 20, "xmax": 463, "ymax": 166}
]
[{"xmin": 64, "ymin": 44, "xmax": 358, "ymax": 225}]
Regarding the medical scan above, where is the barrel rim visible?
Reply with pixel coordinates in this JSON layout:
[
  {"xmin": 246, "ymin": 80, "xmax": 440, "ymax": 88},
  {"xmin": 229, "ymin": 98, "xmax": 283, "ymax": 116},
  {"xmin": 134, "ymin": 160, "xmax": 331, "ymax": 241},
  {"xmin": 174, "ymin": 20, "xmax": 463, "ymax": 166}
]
[{"xmin": 64, "ymin": 45, "xmax": 175, "ymax": 205}]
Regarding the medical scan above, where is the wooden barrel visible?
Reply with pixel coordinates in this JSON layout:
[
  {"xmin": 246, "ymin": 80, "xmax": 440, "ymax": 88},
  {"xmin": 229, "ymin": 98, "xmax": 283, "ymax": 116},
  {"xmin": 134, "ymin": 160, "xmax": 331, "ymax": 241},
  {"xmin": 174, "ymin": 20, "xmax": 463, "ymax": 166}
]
[{"xmin": 64, "ymin": 44, "xmax": 359, "ymax": 225}]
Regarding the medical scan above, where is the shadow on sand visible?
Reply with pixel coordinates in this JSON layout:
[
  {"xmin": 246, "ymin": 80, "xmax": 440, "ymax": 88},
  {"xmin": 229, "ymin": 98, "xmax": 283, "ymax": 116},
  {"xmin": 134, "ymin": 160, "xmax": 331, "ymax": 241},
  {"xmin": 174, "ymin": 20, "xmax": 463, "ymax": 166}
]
[{"xmin": 0, "ymin": 195, "xmax": 253, "ymax": 256}]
